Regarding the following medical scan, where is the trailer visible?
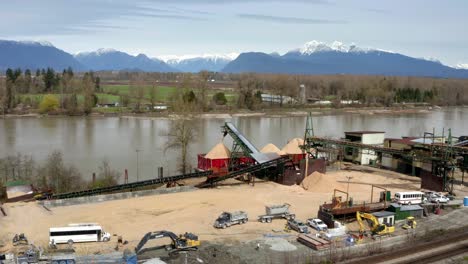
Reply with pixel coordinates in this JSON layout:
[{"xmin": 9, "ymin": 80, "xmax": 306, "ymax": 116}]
[{"xmin": 258, "ymin": 203, "xmax": 295, "ymax": 223}]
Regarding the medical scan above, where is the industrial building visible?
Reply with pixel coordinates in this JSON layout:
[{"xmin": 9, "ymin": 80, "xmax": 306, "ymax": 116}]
[{"xmin": 343, "ymin": 131, "xmax": 385, "ymax": 165}]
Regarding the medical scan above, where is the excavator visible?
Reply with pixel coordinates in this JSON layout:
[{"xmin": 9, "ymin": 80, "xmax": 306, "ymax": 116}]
[
  {"xmin": 134, "ymin": 230, "xmax": 200, "ymax": 255},
  {"xmin": 356, "ymin": 211, "xmax": 395, "ymax": 238}
]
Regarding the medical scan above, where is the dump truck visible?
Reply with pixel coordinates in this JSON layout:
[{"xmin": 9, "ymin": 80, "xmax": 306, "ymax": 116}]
[
  {"xmin": 258, "ymin": 203, "xmax": 295, "ymax": 223},
  {"xmin": 214, "ymin": 211, "xmax": 248, "ymax": 229}
]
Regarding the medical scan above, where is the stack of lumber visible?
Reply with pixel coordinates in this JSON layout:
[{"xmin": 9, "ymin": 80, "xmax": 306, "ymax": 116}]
[{"xmin": 297, "ymin": 234, "xmax": 331, "ymax": 250}]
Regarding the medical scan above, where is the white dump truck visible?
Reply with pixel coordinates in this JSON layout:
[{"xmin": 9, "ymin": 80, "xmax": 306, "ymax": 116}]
[
  {"xmin": 214, "ymin": 211, "xmax": 248, "ymax": 229},
  {"xmin": 258, "ymin": 203, "xmax": 295, "ymax": 223}
]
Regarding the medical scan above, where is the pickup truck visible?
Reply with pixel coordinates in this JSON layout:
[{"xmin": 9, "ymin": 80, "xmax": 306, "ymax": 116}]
[
  {"xmin": 214, "ymin": 211, "xmax": 248, "ymax": 229},
  {"xmin": 307, "ymin": 218, "xmax": 328, "ymax": 231},
  {"xmin": 287, "ymin": 219, "xmax": 309, "ymax": 233}
]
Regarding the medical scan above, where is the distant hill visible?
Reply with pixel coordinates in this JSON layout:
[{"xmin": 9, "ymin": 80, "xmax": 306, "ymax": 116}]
[
  {"xmin": 161, "ymin": 54, "xmax": 238, "ymax": 72},
  {"xmin": 75, "ymin": 49, "xmax": 175, "ymax": 72},
  {"xmin": 0, "ymin": 40, "xmax": 84, "ymax": 71},
  {"xmin": 222, "ymin": 41, "xmax": 468, "ymax": 78}
]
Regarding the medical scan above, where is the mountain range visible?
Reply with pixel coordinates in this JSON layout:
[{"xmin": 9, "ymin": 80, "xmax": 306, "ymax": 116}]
[{"xmin": 1, "ymin": 39, "xmax": 468, "ymax": 78}]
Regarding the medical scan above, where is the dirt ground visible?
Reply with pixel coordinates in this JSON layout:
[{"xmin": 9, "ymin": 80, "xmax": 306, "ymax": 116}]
[{"xmin": 0, "ymin": 169, "xmax": 462, "ymax": 257}]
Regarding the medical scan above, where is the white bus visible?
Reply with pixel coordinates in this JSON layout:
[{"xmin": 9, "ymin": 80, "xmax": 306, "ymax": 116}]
[
  {"xmin": 394, "ymin": 191, "xmax": 424, "ymax": 205},
  {"xmin": 49, "ymin": 223, "xmax": 111, "ymax": 245}
]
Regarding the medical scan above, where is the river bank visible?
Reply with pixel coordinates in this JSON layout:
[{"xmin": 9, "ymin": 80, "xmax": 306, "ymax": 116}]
[{"xmin": 0, "ymin": 105, "xmax": 455, "ymax": 120}]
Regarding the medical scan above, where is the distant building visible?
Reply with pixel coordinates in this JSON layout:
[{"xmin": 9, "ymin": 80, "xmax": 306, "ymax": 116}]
[
  {"xmin": 261, "ymin": 94, "xmax": 297, "ymax": 104},
  {"xmin": 344, "ymin": 131, "xmax": 385, "ymax": 165}
]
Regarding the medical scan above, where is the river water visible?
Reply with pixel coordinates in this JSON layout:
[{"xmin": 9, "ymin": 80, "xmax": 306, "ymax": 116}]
[{"xmin": 1, "ymin": 108, "xmax": 467, "ymax": 182}]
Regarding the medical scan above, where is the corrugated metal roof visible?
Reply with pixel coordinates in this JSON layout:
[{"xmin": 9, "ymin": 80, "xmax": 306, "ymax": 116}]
[
  {"xmin": 5, "ymin": 180, "xmax": 30, "ymax": 187},
  {"xmin": 400, "ymin": 205, "xmax": 423, "ymax": 211},
  {"xmin": 372, "ymin": 211, "xmax": 395, "ymax": 218}
]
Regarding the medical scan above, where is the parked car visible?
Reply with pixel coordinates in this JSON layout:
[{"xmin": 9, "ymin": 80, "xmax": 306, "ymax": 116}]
[
  {"xmin": 307, "ymin": 218, "xmax": 328, "ymax": 231},
  {"xmin": 428, "ymin": 193, "xmax": 449, "ymax": 203},
  {"xmin": 287, "ymin": 219, "xmax": 309, "ymax": 233}
]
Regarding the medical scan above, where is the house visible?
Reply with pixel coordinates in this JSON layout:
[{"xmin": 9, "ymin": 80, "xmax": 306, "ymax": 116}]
[
  {"xmin": 372, "ymin": 211, "xmax": 396, "ymax": 226},
  {"xmin": 343, "ymin": 131, "xmax": 385, "ymax": 165},
  {"xmin": 387, "ymin": 203, "xmax": 424, "ymax": 220}
]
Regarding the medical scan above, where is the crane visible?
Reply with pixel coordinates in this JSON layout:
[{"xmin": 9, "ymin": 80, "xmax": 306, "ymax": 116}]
[
  {"xmin": 134, "ymin": 230, "xmax": 200, "ymax": 255},
  {"xmin": 356, "ymin": 211, "xmax": 395, "ymax": 237}
]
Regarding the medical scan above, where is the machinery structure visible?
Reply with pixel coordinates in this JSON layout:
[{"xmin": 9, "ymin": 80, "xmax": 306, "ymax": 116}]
[
  {"xmin": 356, "ymin": 211, "xmax": 395, "ymax": 237},
  {"xmin": 134, "ymin": 231, "xmax": 200, "ymax": 255},
  {"xmin": 301, "ymin": 113, "xmax": 468, "ymax": 193}
]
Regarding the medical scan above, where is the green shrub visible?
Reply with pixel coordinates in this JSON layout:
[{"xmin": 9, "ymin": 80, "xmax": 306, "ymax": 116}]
[{"xmin": 39, "ymin": 94, "xmax": 59, "ymax": 113}]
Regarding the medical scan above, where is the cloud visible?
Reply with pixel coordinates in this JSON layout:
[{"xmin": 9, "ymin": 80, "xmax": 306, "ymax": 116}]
[
  {"xmin": 238, "ymin": 14, "xmax": 347, "ymax": 24},
  {"xmin": 128, "ymin": 13, "xmax": 208, "ymax": 21}
]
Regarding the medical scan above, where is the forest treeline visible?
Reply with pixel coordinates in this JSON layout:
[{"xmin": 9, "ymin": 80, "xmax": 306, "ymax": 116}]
[{"xmin": 1, "ymin": 68, "xmax": 468, "ymax": 115}]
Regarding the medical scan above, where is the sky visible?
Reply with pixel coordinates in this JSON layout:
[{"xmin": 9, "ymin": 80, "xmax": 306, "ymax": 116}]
[{"xmin": 1, "ymin": 0, "xmax": 467, "ymax": 67}]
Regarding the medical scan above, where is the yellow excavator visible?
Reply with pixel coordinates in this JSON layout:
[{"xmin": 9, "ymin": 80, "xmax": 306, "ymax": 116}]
[
  {"xmin": 402, "ymin": 216, "xmax": 417, "ymax": 229},
  {"xmin": 356, "ymin": 211, "xmax": 395, "ymax": 237},
  {"xmin": 134, "ymin": 230, "xmax": 200, "ymax": 255}
]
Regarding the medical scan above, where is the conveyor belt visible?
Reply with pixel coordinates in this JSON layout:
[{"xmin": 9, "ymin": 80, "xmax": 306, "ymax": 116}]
[
  {"xmin": 198, "ymin": 156, "xmax": 289, "ymax": 188},
  {"xmin": 51, "ymin": 170, "xmax": 213, "ymax": 200}
]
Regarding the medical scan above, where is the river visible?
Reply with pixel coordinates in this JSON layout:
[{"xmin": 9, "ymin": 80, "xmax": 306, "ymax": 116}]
[{"xmin": 1, "ymin": 108, "xmax": 467, "ymax": 182}]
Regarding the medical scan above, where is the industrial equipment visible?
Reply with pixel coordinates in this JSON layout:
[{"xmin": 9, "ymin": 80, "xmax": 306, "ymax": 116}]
[
  {"xmin": 356, "ymin": 211, "xmax": 395, "ymax": 236},
  {"xmin": 402, "ymin": 216, "xmax": 417, "ymax": 229},
  {"xmin": 214, "ymin": 211, "xmax": 248, "ymax": 229},
  {"xmin": 12, "ymin": 234, "xmax": 28, "ymax": 246},
  {"xmin": 134, "ymin": 231, "xmax": 200, "ymax": 255},
  {"xmin": 258, "ymin": 203, "xmax": 295, "ymax": 223}
]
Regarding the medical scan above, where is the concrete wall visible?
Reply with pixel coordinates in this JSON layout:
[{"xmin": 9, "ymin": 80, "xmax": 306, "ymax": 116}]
[
  {"xmin": 42, "ymin": 186, "xmax": 196, "ymax": 208},
  {"xmin": 361, "ymin": 133, "xmax": 385, "ymax": 165}
]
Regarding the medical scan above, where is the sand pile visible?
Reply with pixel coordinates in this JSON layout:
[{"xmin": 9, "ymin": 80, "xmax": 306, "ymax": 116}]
[
  {"xmin": 301, "ymin": 172, "xmax": 346, "ymax": 192},
  {"xmin": 260, "ymin": 143, "xmax": 286, "ymax": 155},
  {"xmin": 205, "ymin": 142, "xmax": 230, "ymax": 159},
  {"xmin": 281, "ymin": 138, "xmax": 304, "ymax": 154}
]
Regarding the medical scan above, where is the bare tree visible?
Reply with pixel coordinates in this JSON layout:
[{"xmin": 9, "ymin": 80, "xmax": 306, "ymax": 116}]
[
  {"xmin": 82, "ymin": 72, "xmax": 96, "ymax": 114},
  {"xmin": 197, "ymin": 71, "xmax": 210, "ymax": 111},
  {"xmin": 148, "ymin": 85, "xmax": 158, "ymax": 110},
  {"xmin": 130, "ymin": 77, "xmax": 145, "ymax": 112},
  {"xmin": 165, "ymin": 119, "xmax": 196, "ymax": 174},
  {"xmin": 90, "ymin": 160, "xmax": 121, "ymax": 188}
]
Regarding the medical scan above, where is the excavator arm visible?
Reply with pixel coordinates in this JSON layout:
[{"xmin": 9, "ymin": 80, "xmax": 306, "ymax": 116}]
[
  {"xmin": 135, "ymin": 231, "xmax": 200, "ymax": 255},
  {"xmin": 135, "ymin": 231, "xmax": 178, "ymax": 254}
]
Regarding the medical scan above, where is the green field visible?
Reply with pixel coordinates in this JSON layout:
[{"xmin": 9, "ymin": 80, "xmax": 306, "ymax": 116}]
[
  {"xmin": 102, "ymin": 84, "xmax": 238, "ymax": 104},
  {"xmin": 102, "ymin": 85, "xmax": 177, "ymax": 102},
  {"xmin": 18, "ymin": 93, "xmax": 120, "ymax": 104}
]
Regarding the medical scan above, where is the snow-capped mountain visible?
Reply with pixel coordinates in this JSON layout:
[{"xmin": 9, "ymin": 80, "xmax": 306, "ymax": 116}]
[
  {"xmin": 158, "ymin": 53, "xmax": 239, "ymax": 72},
  {"xmin": 0, "ymin": 40, "xmax": 84, "ymax": 71},
  {"xmin": 456, "ymin": 63, "xmax": 468, "ymax": 70},
  {"xmin": 75, "ymin": 49, "xmax": 175, "ymax": 72},
  {"xmin": 223, "ymin": 40, "xmax": 468, "ymax": 78},
  {"xmin": 289, "ymin": 40, "xmax": 393, "ymax": 55}
]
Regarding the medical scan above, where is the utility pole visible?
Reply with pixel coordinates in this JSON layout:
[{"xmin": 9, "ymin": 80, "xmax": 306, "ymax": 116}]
[
  {"xmin": 136, "ymin": 149, "xmax": 140, "ymax": 182},
  {"xmin": 346, "ymin": 175, "xmax": 353, "ymax": 201}
]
